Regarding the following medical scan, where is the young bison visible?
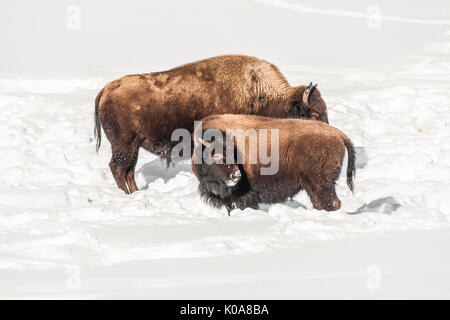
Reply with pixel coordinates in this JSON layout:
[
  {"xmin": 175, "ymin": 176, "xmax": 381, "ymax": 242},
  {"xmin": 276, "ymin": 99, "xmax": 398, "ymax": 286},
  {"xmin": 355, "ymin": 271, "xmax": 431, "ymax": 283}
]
[
  {"xmin": 95, "ymin": 55, "xmax": 328, "ymax": 194},
  {"xmin": 192, "ymin": 115, "xmax": 356, "ymax": 213}
]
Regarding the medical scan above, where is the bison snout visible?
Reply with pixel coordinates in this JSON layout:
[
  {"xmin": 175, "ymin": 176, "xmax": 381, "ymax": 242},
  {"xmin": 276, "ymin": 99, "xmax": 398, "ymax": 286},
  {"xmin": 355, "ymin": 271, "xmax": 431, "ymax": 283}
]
[
  {"xmin": 230, "ymin": 170, "xmax": 241, "ymax": 181},
  {"xmin": 231, "ymin": 170, "xmax": 241, "ymax": 179},
  {"xmin": 226, "ymin": 170, "xmax": 241, "ymax": 187}
]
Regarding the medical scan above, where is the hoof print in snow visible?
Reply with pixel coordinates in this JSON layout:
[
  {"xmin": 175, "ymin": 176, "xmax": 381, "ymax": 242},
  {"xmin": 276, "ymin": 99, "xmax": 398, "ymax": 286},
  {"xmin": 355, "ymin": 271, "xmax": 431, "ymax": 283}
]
[
  {"xmin": 355, "ymin": 146, "xmax": 368, "ymax": 169},
  {"xmin": 348, "ymin": 196, "xmax": 401, "ymax": 215}
]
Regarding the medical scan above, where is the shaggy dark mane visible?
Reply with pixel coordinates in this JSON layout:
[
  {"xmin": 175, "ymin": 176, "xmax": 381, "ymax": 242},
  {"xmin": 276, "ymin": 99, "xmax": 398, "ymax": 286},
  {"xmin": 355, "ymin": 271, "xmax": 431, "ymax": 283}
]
[{"xmin": 197, "ymin": 164, "xmax": 259, "ymax": 213}]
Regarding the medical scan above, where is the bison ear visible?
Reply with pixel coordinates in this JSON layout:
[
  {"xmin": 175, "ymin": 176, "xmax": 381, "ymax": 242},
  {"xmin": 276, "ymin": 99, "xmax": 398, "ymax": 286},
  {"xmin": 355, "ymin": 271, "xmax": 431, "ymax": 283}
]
[{"xmin": 302, "ymin": 82, "xmax": 318, "ymax": 106}]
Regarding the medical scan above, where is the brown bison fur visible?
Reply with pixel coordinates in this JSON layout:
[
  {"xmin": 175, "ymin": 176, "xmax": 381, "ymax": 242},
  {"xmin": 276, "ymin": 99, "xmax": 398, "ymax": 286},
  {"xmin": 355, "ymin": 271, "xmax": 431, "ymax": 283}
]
[
  {"xmin": 94, "ymin": 55, "xmax": 328, "ymax": 193},
  {"xmin": 192, "ymin": 114, "xmax": 355, "ymax": 213}
]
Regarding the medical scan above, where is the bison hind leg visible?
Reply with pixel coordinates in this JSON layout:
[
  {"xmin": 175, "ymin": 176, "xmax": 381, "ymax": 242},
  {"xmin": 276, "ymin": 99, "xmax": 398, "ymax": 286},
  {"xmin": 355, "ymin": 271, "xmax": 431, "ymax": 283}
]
[
  {"xmin": 109, "ymin": 136, "xmax": 142, "ymax": 194},
  {"xmin": 109, "ymin": 151, "xmax": 130, "ymax": 194},
  {"xmin": 305, "ymin": 184, "xmax": 341, "ymax": 212},
  {"xmin": 125, "ymin": 147, "xmax": 140, "ymax": 193}
]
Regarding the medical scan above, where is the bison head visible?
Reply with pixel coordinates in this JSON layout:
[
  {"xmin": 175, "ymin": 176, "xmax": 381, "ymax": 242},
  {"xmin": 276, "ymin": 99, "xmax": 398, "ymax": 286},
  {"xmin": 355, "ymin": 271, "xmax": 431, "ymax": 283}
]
[
  {"xmin": 197, "ymin": 137, "xmax": 242, "ymax": 199},
  {"xmin": 290, "ymin": 83, "xmax": 328, "ymax": 123}
]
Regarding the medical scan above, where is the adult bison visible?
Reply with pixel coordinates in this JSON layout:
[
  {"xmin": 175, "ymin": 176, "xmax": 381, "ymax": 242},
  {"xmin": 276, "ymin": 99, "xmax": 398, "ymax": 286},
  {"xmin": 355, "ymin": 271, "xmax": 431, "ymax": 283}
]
[
  {"xmin": 94, "ymin": 55, "xmax": 329, "ymax": 193},
  {"xmin": 192, "ymin": 114, "xmax": 355, "ymax": 213}
]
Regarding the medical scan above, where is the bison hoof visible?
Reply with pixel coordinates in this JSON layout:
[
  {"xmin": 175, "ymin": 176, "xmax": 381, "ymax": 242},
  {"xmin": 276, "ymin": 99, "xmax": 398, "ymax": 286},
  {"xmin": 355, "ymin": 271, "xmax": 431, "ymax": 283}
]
[
  {"xmin": 226, "ymin": 203, "xmax": 236, "ymax": 215},
  {"xmin": 332, "ymin": 199, "xmax": 341, "ymax": 210}
]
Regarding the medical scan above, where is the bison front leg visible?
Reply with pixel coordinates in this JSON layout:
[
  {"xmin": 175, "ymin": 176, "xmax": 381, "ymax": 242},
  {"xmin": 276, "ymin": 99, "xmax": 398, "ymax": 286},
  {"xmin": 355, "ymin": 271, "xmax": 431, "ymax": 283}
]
[
  {"xmin": 225, "ymin": 202, "xmax": 235, "ymax": 216},
  {"xmin": 232, "ymin": 190, "xmax": 260, "ymax": 212}
]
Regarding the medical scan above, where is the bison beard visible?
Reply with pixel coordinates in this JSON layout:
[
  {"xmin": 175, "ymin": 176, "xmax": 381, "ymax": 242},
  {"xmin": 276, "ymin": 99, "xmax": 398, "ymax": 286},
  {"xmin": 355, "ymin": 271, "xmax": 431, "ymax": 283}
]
[
  {"xmin": 94, "ymin": 55, "xmax": 329, "ymax": 194},
  {"xmin": 194, "ymin": 134, "xmax": 260, "ymax": 214},
  {"xmin": 198, "ymin": 171, "xmax": 260, "ymax": 214},
  {"xmin": 192, "ymin": 115, "xmax": 356, "ymax": 213}
]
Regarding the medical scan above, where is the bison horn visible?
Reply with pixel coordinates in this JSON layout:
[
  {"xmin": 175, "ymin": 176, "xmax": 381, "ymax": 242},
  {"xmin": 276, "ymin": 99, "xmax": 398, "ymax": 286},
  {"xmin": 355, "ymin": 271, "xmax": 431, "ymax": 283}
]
[
  {"xmin": 302, "ymin": 82, "xmax": 314, "ymax": 105},
  {"xmin": 198, "ymin": 138, "xmax": 211, "ymax": 147}
]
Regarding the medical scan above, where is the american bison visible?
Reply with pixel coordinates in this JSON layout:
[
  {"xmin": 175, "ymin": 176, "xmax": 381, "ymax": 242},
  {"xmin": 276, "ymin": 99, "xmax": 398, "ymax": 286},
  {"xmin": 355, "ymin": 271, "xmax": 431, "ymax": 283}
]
[
  {"xmin": 94, "ymin": 55, "xmax": 328, "ymax": 194},
  {"xmin": 192, "ymin": 114, "xmax": 355, "ymax": 213}
]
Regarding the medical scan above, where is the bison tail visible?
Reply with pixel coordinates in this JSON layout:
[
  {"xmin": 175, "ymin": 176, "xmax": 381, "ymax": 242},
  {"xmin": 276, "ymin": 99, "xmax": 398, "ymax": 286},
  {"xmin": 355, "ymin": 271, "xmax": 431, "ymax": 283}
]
[
  {"xmin": 343, "ymin": 135, "xmax": 356, "ymax": 192},
  {"xmin": 94, "ymin": 88, "xmax": 104, "ymax": 153}
]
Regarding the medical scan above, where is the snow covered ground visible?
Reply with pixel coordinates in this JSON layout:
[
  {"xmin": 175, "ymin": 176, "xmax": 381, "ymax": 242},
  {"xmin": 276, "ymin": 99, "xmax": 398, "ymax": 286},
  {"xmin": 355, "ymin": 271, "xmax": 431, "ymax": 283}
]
[{"xmin": 1, "ymin": 0, "xmax": 450, "ymax": 299}]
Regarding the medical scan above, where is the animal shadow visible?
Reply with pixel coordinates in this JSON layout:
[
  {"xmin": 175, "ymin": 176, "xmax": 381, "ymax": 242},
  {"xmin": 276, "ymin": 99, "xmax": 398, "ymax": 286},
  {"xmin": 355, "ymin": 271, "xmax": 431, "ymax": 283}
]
[
  {"xmin": 355, "ymin": 146, "xmax": 368, "ymax": 169},
  {"xmin": 137, "ymin": 158, "xmax": 192, "ymax": 188},
  {"xmin": 348, "ymin": 196, "xmax": 401, "ymax": 215},
  {"xmin": 258, "ymin": 199, "xmax": 307, "ymax": 212}
]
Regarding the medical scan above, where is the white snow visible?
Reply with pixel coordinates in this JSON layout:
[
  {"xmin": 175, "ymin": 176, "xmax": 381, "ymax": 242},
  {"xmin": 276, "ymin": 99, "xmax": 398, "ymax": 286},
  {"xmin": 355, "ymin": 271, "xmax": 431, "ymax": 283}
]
[{"xmin": 1, "ymin": 0, "xmax": 450, "ymax": 299}]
